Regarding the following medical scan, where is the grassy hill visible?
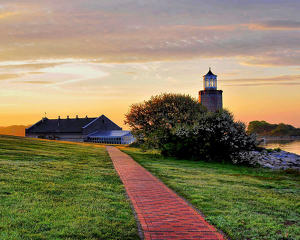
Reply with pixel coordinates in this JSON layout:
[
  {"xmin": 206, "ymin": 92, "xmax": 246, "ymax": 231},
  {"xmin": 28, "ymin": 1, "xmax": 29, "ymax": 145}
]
[
  {"xmin": 0, "ymin": 135, "xmax": 139, "ymax": 240},
  {"xmin": 2, "ymin": 135, "xmax": 299, "ymax": 240},
  {"xmin": 121, "ymin": 147, "xmax": 300, "ymax": 240}
]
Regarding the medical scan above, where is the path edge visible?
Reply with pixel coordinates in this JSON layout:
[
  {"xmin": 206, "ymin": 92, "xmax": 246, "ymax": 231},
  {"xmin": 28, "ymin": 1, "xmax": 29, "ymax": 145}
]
[
  {"xmin": 117, "ymin": 146, "xmax": 231, "ymax": 240},
  {"xmin": 105, "ymin": 146, "xmax": 144, "ymax": 240}
]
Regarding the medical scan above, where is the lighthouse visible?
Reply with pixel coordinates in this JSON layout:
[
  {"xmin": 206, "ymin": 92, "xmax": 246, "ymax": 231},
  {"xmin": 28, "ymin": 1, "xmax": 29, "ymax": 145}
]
[{"xmin": 199, "ymin": 68, "xmax": 223, "ymax": 112}]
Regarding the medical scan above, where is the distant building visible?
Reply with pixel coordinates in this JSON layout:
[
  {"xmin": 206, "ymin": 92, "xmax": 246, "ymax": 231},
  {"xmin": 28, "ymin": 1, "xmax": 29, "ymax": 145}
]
[
  {"xmin": 25, "ymin": 114, "xmax": 135, "ymax": 144},
  {"xmin": 199, "ymin": 68, "xmax": 223, "ymax": 112}
]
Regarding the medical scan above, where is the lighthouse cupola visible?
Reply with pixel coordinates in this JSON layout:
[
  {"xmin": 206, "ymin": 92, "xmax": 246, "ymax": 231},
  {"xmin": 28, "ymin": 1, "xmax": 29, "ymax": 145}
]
[
  {"xmin": 203, "ymin": 67, "xmax": 217, "ymax": 90},
  {"xmin": 199, "ymin": 68, "xmax": 223, "ymax": 112}
]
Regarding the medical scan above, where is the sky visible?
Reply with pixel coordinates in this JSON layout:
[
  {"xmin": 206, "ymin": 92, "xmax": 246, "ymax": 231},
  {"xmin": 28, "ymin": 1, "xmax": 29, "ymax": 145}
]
[{"xmin": 0, "ymin": 0, "xmax": 300, "ymax": 129}]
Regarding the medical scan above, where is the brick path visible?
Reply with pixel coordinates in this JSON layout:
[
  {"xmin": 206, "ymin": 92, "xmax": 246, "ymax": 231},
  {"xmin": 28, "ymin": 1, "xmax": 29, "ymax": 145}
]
[{"xmin": 106, "ymin": 146, "xmax": 226, "ymax": 240}]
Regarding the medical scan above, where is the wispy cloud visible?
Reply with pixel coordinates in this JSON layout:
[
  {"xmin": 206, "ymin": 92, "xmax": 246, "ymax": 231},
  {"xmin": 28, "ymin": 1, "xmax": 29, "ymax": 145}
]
[
  {"xmin": 11, "ymin": 81, "xmax": 55, "ymax": 84},
  {"xmin": 0, "ymin": 1, "xmax": 299, "ymax": 67},
  {"xmin": 222, "ymin": 75, "xmax": 300, "ymax": 87},
  {"xmin": 248, "ymin": 20, "xmax": 300, "ymax": 31},
  {"xmin": 123, "ymin": 72, "xmax": 138, "ymax": 74},
  {"xmin": 0, "ymin": 73, "xmax": 23, "ymax": 80}
]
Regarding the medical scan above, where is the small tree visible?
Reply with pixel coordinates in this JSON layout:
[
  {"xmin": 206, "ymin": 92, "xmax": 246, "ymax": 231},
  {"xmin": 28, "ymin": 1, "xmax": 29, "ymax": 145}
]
[{"xmin": 124, "ymin": 93, "xmax": 207, "ymax": 148}]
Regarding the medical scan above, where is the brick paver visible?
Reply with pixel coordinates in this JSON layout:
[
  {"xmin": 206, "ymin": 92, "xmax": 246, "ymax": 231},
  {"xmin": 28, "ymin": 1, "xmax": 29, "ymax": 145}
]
[{"xmin": 106, "ymin": 146, "xmax": 226, "ymax": 240}]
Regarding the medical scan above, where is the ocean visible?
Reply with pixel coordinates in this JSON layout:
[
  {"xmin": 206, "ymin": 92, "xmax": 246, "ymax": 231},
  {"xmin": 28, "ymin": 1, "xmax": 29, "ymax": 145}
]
[{"xmin": 260, "ymin": 139, "xmax": 300, "ymax": 155}]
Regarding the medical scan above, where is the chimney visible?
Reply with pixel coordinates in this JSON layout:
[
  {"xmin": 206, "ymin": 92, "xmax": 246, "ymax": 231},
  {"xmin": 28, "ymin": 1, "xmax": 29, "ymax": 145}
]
[
  {"xmin": 76, "ymin": 115, "xmax": 78, "ymax": 119},
  {"xmin": 58, "ymin": 116, "xmax": 60, "ymax": 120},
  {"xmin": 67, "ymin": 115, "xmax": 69, "ymax": 119}
]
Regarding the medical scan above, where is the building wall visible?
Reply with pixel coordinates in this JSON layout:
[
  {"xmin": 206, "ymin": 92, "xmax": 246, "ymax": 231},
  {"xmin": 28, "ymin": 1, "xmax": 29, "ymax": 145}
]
[
  {"xmin": 26, "ymin": 133, "xmax": 86, "ymax": 142},
  {"xmin": 199, "ymin": 90, "xmax": 223, "ymax": 112}
]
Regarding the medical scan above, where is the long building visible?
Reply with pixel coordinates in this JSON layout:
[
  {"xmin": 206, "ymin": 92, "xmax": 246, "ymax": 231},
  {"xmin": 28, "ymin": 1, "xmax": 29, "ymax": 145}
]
[{"xmin": 25, "ymin": 114, "xmax": 135, "ymax": 144}]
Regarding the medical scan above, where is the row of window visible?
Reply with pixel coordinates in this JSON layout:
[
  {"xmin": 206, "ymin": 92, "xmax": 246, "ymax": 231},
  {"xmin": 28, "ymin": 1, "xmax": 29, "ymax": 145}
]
[
  {"xmin": 89, "ymin": 137, "xmax": 122, "ymax": 141},
  {"xmin": 87, "ymin": 136, "xmax": 135, "ymax": 144},
  {"xmin": 91, "ymin": 140, "xmax": 122, "ymax": 144},
  {"xmin": 205, "ymin": 79, "xmax": 217, "ymax": 88}
]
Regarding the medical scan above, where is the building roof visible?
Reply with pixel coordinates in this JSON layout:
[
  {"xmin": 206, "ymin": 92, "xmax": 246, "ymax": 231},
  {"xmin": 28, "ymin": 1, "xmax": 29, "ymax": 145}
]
[
  {"xmin": 204, "ymin": 67, "xmax": 217, "ymax": 77},
  {"xmin": 87, "ymin": 130, "xmax": 133, "ymax": 138},
  {"xmin": 26, "ymin": 116, "xmax": 97, "ymax": 133}
]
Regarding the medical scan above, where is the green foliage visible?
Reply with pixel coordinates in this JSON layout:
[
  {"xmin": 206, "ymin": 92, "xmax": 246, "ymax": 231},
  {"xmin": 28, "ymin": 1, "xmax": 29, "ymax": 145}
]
[
  {"xmin": 248, "ymin": 120, "xmax": 277, "ymax": 134},
  {"xmin": 122, "ymin": 147, "xmax": 300, "ymax": 240},
  {"xmin": 248, "ymin": 120, "xmax": 300, "ymax": 136},
  {"xmin": 124, "ymin": 93, "xmax": 207, "ymax": 148},
  {"xmin": 0, "ymin": 135, "xmax": 139, "ymax": 240},
  {"xmin": 125, "ymin": 93, "xmax": 258, "ymax": 165},
  {"xmin": 163, "ymin": 109, "xmax": 258, "ymax": 165}
]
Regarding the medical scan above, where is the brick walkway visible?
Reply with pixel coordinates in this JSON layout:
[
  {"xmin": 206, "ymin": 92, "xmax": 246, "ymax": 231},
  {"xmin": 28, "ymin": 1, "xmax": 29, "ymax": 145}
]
[{"xmin": 106, "ymin": 146, "xmax": 226, "ymax": 240}]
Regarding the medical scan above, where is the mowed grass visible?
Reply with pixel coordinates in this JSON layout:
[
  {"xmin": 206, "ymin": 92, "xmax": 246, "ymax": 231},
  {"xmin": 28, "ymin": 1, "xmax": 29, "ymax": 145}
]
[
  {"xmin": 120, "ymin": 147, "xmax": 300, "ymax": 240},
  {"xmin": 0, "ymin": 135, "xmax": 139, "ymax": 240}
]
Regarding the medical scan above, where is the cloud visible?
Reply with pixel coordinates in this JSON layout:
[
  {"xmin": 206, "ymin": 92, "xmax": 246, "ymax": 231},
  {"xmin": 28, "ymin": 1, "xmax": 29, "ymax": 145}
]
[
  {"xmin": 0, "ymin": 0, "xmax": 299, "ymax": 67},
  {"xmin": 123, "ymin": 72, "xmax": 138, "ymax": 74},
  {"xmin": 0, "ymin": 73, "xmax": 23, "ymax": 80},
  {"xmin": 221, "ymin": 74, "xmax": 300, "ymax": 87},
  {"xmin": 11, "ymin": 81, "xmax": 55, "ymax": 84},
  {"xmin": 248, "ymin": 20, "xmax": 300, "ymax": 31},
  {"xmin": 0, "ymin": 62, "xmax": 69, "ymax": 72},
  {"xmin": 28, "ymin": 72, "xmax": 44, "ymax": 75}
]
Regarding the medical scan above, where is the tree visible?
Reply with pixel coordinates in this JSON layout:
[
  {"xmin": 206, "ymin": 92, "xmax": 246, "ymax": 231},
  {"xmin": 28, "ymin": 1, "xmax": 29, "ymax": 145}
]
[
  {"xmin": 248, "ymin": 121, "xmax": 277, "ymax": 134},
  {"xmin": 248, "ymin": 120, "xmax": 300, "ymax": 136},
  {"xmin": 124, "ymin": 93, "xmax": 207, "ymax": 148}
]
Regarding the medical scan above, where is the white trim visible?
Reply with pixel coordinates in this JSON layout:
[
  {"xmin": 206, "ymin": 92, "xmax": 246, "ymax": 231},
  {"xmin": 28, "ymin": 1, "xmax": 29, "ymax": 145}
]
[{"xmin": 82, "ymin": 115, "xmax": 102, "ymax": 129}]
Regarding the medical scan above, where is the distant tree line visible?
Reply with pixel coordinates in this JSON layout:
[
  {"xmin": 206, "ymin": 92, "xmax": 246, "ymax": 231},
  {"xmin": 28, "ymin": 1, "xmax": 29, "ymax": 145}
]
[
  {"xmin": 125, "ymin": 93, "xmax": 258, "ymax": 165},
  {"xmin": 248, "ymin": 121, "xmax": 300, "ymax": 136},
  {"xmin": 0, "ymin": 125, "xmax": 30, "ymax": 137}
]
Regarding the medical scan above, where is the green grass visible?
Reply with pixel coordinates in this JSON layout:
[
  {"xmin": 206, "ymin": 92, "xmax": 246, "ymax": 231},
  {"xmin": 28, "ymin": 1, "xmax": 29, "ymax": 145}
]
[
  {"xmin": 120, "ymin": 147, "xmax": 300, "ymax": 240},
  {"xmin": 0, "ymin": 135, "xmax": 139, "ymax": 240}
]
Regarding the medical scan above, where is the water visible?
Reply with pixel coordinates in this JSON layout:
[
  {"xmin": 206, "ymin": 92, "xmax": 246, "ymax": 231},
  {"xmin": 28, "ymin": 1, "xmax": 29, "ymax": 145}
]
[{"xmin": 260, "ymin": 140, "xmax": 300, "ymax": 155}]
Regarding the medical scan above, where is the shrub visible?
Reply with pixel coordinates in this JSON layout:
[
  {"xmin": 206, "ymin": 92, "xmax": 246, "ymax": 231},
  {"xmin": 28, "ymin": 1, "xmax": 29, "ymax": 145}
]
[
  {"xmin": 162, "ymin": 110, "xmax": 259, "ymax": 165},
  {"xmin": 125, "ymin": 94, "xmax": 259, "ymax": 165}
]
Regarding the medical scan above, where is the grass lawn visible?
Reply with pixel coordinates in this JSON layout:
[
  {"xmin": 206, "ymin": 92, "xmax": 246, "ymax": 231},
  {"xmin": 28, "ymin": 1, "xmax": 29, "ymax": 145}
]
[
  {"xmin": 120, "ymin": 147, "xmax": 300, "ymax": 240},
  {"xmin": 0, "ymin": 135, "xmax": 139, "ymax": 240}
]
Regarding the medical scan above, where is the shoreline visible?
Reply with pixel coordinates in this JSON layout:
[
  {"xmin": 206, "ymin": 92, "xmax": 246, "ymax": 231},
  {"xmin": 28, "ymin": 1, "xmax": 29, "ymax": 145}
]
[
  {"xmin": 256, "ymin": 149, "xmax": 300, "ymax": 171},
  {"xmin": 258, "ymin": 136, "xmax": 300, "ymax": 141}
]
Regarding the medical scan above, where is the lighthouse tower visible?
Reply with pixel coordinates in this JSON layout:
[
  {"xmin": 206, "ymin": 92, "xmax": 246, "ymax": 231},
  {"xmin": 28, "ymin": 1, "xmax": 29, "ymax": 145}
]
[{"xmin": 199, "ymin": 68, "xmax": 223, "ymax": 112}]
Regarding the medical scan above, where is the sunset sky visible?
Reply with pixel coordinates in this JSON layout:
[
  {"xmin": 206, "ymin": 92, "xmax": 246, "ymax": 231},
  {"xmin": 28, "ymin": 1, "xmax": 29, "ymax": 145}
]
[{"xmin": 1, "ymin": 0, "xmax": 300, "ymax": 128}]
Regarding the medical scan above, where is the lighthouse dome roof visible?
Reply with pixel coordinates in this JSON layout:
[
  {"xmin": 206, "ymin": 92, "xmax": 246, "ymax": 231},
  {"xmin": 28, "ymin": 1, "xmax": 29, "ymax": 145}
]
[{"xmin": 204, "ymin": 68, "xmax": 217, "ymax": 77}]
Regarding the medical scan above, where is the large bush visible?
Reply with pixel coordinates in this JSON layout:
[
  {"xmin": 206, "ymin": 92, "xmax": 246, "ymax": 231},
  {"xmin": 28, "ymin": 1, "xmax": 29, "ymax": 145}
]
[
  {"xmin": 125, "ymin": 93, "xmax": 259, "ymax": 165},
  {"xmin": 162, "ymin": 110, "xmax": 258, "ymax": 165}
]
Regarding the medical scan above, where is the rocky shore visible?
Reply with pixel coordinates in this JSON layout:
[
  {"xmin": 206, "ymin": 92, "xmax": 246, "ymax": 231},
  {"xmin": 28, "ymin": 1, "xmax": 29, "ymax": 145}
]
[{"xmin": 257, "ymin": 150, "xmax": 300, "ymax": 171}]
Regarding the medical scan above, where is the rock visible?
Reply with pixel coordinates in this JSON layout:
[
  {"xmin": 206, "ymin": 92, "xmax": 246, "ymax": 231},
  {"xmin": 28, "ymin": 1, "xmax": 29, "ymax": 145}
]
[
  {"xmin": 255, "ymin": 149, "xmax": 300, "ymax": 171},
  {"xmin": 263, "ymin": 163, "xmax": 275, "ymax": 169}
]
